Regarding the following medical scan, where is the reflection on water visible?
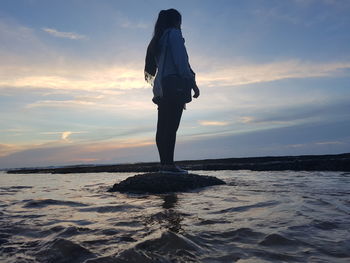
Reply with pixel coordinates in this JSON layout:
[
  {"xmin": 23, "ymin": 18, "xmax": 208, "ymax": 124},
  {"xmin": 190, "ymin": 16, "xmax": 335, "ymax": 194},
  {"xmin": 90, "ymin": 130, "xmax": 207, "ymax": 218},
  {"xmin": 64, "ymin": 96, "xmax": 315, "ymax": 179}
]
[
  {"xmin": 0, "ymin": 170, "xmax": 349, "ymax": 262},
  {"xmin": 161, "ymin": 194, "xmax": 182, "ymax": 233},
  {"xmin": 162, "ymin": 194, "xmax": 178, "ymax": 209}
]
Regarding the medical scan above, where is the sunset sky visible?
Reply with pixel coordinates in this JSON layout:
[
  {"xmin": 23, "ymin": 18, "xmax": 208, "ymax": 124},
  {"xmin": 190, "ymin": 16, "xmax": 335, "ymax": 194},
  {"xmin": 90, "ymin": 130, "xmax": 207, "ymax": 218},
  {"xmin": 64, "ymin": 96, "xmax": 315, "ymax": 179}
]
[{"xmin": 1, "ymin": 0, "xmax": 350, "ymax": 169}]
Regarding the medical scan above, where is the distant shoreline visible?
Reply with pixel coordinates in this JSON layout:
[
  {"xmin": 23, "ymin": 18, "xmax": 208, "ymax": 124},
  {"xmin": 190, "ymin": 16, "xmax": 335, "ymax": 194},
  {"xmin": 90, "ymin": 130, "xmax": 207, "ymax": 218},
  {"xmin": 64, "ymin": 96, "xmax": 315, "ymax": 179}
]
[{"xmin": 6, "ymin": 153, "xmax": 350, "ymax": 174}]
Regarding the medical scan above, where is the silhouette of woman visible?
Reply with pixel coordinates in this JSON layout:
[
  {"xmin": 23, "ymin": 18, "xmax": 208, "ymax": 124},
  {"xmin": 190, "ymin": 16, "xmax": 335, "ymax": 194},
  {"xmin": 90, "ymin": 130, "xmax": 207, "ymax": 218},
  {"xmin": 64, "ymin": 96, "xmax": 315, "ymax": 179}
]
[{"xmin": 145, "ymin": 9, "xmax": 199, "ymax": 174}]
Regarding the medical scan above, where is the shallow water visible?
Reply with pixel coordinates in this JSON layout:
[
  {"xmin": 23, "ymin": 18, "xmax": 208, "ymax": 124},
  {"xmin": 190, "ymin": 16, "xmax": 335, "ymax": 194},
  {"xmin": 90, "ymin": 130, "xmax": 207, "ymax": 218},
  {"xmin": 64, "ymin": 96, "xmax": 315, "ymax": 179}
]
[{"xmin": 0, "ymin": 170, "xmax": 349, "ymax": 263}]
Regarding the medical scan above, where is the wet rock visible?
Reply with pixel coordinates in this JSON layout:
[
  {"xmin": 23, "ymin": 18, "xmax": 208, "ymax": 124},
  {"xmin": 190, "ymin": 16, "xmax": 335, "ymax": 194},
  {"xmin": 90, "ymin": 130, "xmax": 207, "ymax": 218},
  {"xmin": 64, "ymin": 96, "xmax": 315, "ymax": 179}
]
[{"xmin": 108, "ymin": 172, "xmax": 226, "ymax": 194}]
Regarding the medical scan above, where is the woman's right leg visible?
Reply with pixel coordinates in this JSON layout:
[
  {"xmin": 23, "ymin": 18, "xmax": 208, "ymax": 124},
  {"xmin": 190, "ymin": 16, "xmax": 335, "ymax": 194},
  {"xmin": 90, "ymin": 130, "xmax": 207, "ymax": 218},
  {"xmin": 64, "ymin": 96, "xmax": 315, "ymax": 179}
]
[
  {"xmin": 156, "ymin": 99, "xmax": 184, "ymax": 165},
  {"xmin": 156, "ymin": 100, "xmax": 168, "ymax": 165}
]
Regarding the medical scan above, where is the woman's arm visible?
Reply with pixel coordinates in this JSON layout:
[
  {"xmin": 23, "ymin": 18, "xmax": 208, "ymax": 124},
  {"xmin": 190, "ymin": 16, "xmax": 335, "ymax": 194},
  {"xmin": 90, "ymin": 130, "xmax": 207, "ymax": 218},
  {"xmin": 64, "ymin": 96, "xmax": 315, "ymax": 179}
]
[{"xmin": 169, "ymin": 28, "xmax": 200, "ymax": 98}]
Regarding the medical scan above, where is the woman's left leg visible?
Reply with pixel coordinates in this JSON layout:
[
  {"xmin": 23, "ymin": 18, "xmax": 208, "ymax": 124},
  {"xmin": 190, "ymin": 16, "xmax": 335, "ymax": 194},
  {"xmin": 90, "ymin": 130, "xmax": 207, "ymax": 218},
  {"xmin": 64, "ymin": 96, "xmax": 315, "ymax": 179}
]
[{"xmin": 163, "ymin": 100, "xmax": 184, "ymax": 164}]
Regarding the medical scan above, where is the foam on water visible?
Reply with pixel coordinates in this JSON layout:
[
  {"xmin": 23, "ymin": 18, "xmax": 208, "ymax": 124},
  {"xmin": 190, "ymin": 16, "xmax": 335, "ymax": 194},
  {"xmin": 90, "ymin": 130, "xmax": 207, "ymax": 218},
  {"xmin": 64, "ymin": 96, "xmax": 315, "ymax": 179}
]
[{"xmin": 0, "ymin": 170, "xmax": 349, "ymax": 262}]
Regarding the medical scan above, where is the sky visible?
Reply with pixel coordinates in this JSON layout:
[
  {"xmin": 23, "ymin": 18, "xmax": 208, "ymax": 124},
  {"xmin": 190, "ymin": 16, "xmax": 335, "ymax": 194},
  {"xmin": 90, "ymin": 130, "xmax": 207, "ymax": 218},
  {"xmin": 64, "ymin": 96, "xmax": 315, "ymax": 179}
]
[{"xmin": 1, "ymin": 0, "xmax": 350, "ymax": 169}]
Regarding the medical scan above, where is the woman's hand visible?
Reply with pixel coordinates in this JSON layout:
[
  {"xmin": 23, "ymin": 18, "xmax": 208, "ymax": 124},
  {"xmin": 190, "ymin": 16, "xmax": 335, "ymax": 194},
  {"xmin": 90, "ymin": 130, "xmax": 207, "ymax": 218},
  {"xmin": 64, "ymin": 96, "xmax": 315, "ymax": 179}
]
[{"xmin": 193, "ymin": 83, "xmax": 200, "ymax": 98}]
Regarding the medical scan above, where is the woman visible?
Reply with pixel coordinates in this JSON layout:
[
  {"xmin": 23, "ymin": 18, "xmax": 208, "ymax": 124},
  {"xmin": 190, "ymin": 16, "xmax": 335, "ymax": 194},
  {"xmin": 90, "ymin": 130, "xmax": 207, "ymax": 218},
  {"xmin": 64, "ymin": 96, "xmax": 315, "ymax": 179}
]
[{"xmin": 144, "ymin": 9, "xmax": 200, "ymax": 174}]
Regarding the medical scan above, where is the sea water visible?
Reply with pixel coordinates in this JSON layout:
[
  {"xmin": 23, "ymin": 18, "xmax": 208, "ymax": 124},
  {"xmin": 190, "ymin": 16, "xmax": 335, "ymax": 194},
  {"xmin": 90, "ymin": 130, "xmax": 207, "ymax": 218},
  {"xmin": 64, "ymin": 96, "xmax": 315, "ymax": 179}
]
[{"xmin": 0, "ymin": 170, "xmax": 349, "ymax": 262}]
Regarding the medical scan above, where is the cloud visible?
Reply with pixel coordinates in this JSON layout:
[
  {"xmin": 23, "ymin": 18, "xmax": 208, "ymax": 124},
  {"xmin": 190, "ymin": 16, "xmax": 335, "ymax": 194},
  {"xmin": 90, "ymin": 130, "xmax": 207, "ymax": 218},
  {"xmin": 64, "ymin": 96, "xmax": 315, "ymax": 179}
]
[
  {"xmin": 0, "ymin": 63, "xmax": 147, "ymax": 91},
  {"xmin": 0, "ymin": 143, "xmax": 23, "ymax": 157},
  {"xmin": 198, "ymin": 121, "xmax": 229, "ymax": 126},
  {"xmin": 61, "ymin": 131, "xmax": 71, "ymax": 141},
  {"xmin": 120, "ymin": 21, "xmax": 148, "ymax": 29},
  {"xmin": 0, "ymin": 20, "xmax": 51, "ymax": 59},
  {"xmin": 254, "ymin": 0, "xmax": 350, "ymax": 28},
  {"xmin": 26, "ymin": 100, "xmax": 95, "ymax": 109},
  {"xmin": 286, "ymin": 140, "xmax": 345, "ymax": 149},
  {"xmin": 42, "ymin": 27, "xmax": 86, "ymax": 40},
  {"xmin": 237, "ymin": 115, "xmax": 301, "ymax": 125},
  {"xmin": 315, "ymin": 141, "xmax": 344, "ymax": 145},
  {"xmin": 115, "ymin": 11, "xmax": 149, "ymax": 29},
  {"xmin": 0, "ymin": 137, "xmax": 156, "ymax": 169},
  {"xmin": 243, "ymin": 99, "xmax": 350, "ymax": 125},
  {"xmin": 252, "ymin": 6, "xmax": 300, "ymax": 25},
  {"xmin": 0, "ymin": 125, "xmax": 154, "ymax": 161},
  {"xmin": 238, "ymin": 116, "xmax": 255, "ymax": 124},
  {"xmin": 24, "ymin": 96, "xmax": 154, "ymax": 114},
  {"xmin": 2, "ymin": 56, "xmax": 349, "ymax": 98},
  {"xmin": 0, "ymin": 128, "xmax": 23, "ymax": 132},
  {"xmin": 1, "ymin": 115, "xmax": 350, "ymax": 169},
  {"xmin": 39, "ymin": 131, "xmax": 87, "ymax": 142},
  {"xmin": 60, "ymin": 131, "xmax": 88, "ymax": 142},
  {"xmin": 287, "ymin": 143, "xmax": 306, "ymax": 148},
  {"xmin": 293, "ymin": 0, "xmax": 348, "ymax": 6},
  {"xmin": 196, "ymin": 59, "xmax": 350, "ymax": 88},
  {"xmin": 1, "ymin": 20, "xmax": 349, "ymax": 95}
]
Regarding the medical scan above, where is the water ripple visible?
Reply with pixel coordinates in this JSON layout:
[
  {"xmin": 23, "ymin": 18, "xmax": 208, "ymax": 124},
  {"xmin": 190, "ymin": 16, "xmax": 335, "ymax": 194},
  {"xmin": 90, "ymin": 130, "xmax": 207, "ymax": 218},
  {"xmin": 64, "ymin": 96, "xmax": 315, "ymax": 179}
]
[
  {"xmin": 22, "ymin": 199, "xmax": 89, "ymax": 208},
  {"xmin": 0, "ymin": 170, "xmax": 349, "ymax": 262}
]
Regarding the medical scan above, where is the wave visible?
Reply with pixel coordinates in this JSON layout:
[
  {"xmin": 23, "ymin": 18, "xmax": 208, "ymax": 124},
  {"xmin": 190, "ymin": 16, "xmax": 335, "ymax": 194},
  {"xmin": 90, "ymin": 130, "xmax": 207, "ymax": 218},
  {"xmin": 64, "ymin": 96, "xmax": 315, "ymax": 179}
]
[
  {"xmin": 259, "ymin": 233, "xmax": 304, "ymax": 246},
  {"xmin": 35, "ymin": 238, "xmax": 95, "ymax": 263},
  {"xmin": 210, "ymin": 200, "xmax": 280, "ymax": 214},
  {"xmin": 1, "ymin": 170, "xmax": 349, "ymax": 262},
  {"xmin": 0, "ymin": 185, "xmax": 33, "ymax": 195},
  {"xmin": 114, "ymin": 230, "xmax": 205, "ymax": 263},
  {"xmin": 22, "ymin": 198, "xmax": 89, "ymax": 208},
  {"xmin": 78, "ymin": 204, "xmax": 140, "ymax": 213}
]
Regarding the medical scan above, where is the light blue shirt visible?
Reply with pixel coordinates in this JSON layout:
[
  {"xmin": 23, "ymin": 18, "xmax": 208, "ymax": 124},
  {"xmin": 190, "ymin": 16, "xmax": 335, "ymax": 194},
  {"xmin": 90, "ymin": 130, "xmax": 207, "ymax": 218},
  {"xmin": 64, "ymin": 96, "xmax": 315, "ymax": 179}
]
[{"xmin": 153, "ymin": 28, "xmax": 195, "ymax": 98}]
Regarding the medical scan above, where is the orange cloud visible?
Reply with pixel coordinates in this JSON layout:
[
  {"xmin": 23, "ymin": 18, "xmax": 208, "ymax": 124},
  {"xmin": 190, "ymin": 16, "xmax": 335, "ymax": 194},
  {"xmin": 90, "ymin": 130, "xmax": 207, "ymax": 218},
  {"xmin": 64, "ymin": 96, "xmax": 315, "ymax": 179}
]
[{"xmin": 198, "ymin": 120, "xmax": 229, "ymax": 126}]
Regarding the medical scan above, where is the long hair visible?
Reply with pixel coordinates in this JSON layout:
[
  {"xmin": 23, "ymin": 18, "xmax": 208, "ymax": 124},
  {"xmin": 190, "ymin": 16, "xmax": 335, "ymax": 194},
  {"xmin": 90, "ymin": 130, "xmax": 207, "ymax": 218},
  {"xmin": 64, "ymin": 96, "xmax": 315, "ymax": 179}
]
[{"xmin": 144, "ymin": 9, "xmax": 182, "ymax": 84}]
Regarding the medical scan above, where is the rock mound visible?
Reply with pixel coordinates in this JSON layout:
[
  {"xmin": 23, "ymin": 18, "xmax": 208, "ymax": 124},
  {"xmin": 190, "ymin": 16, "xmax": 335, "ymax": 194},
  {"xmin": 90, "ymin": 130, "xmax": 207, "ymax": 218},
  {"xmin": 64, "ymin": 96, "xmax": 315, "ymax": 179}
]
[{"xmin": 108, "ymin": 172, "xmax": 226, "ymax": 194}]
